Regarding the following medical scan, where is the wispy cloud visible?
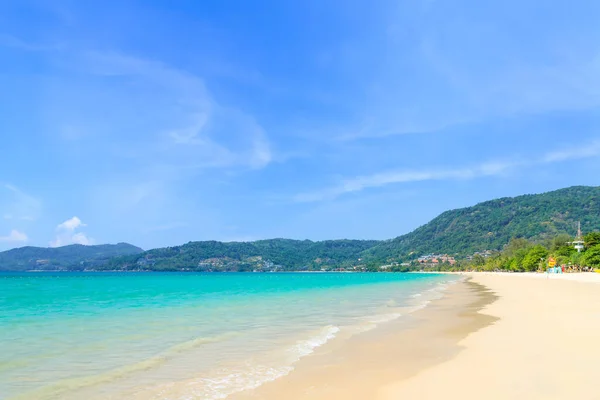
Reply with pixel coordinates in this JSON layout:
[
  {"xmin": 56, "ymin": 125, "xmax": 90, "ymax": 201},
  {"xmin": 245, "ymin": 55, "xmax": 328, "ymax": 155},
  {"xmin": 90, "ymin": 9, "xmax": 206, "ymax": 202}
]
[
  {"xmin": 293, "ymin": 161, "xmax": 517, "ymax": 203},
  {"xmin": 0, "ymin": 230, "xmax": 28, "ymax": 243},
  {"xmin": 323, "ymin": 5, "xmax": 600, "ymax": 143},
  {"xmin": 294, "ymin": 140, "xmax": 600, "ymax": 202},
  {"xmin": 50, "ymin": 216, "xmax": 93, "ymax": 247},
  {"xmin": 81, "ymin": 51, "xmax": 272, "ymax": 171},
  {"xmin": 335, "ymin": 117, "xmax": 475, "ymax": 141},
  {"xmin": 542, "ymin": 140, "xmax": 600, "ymax": 163},
  {"xmin": 168, "ymin": 113, "xmax": 210, "ymax": 145},
  {"xmin": 1, "ymin": 184, "xmax": 42, "ymax": 221}
]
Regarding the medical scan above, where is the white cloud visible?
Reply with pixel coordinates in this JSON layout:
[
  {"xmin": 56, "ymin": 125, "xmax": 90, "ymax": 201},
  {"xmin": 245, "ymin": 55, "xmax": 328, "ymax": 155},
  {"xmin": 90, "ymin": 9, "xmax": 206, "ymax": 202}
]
[
  {"xmin": 294, "ymin": 161, "xmax": 516, "ymax": 203},
  {"xmin": 542, "ymin": 140, "xmax": 600, "ymax": 163},
  {"xmin": 82, "ymin": 51, "xmax": 272, "ymax": 171},
  {"xmin": 316, "ymin": 6, "xmax": 600, "ymax": 143},
  {"xmin": 294, "ymin": 140, "xmax": 600, "ymax": 202},
  {"xmin": 168, "ymin": 112, "xmax": 210, "ymax": 144},
  {"xmin": 50, "ymin": 216, "xmax": 94, "ymax": 247},
  {"xmin": 71, "ymin": 232, "xmax": 93, "ymax": 246},
  {"xmin": 0, "ymin": 230, "xmax": 28, "ymax": 243},
  {"xmin": 248, "ymin": 127, "xmax": 273, "ymax": 169},
  {"xmin": 57, "ymin": 216, "xmax": 86, "ymax": 231}
]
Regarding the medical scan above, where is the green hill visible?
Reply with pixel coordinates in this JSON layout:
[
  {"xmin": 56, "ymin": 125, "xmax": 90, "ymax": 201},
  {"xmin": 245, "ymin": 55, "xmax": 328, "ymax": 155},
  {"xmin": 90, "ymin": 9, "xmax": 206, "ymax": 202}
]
[
  {"xmin": 103, "ymin": 239, "xmax": 381, "ymax": 271},
  {"xmin": 363, "ymin": 186, "xmax": 600, "ymax": 261},
  {"xmin": 0, "ymin": 243, "xmax": 144, "ymax": 271},
  {"xmin": 4, "ymin": 186, "xmax": 599, "ymax": 272},
  {"xmin": 108, "ymin": 186, "xmax": 600, "ymax": 271}
]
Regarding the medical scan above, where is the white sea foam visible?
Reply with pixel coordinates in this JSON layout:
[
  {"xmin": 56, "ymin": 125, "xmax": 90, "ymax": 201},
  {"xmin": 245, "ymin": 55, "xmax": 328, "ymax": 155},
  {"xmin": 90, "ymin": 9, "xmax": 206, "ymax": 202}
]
[
  {"xmin": 169, "ymin": 325, "xmax": 340, "ymax": 400},
  {"xmin": 188, "ymin": 365, "xmax": 293, "ymax": 400},
  {"xmin": 354, "ymin": 311, "xmax": 404, "ymax": 333},
  {"xmin": 289, "ymin": 325, "xmax": 340, "ymax": 360}
]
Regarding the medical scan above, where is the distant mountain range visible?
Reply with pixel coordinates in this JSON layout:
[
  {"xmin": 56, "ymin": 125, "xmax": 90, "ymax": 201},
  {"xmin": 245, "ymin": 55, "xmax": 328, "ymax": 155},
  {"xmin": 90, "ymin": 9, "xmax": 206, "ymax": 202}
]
[
  {"xmin": 0, "ymin": 243, "xmax": 143, "ymax": 271},
  {"xmin": 1, "ymin": 186, "xmax": 599, "ymax": 271},
  {"xmin": 103, "ymin": 239, "xmax": 381, "ymax": 272}
]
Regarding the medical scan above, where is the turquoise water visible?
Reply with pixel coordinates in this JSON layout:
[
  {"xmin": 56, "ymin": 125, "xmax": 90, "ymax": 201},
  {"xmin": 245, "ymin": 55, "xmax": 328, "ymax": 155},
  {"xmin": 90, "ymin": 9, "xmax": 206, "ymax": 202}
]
[{"xmin": 0, "ymin": 272, "xmax": 457, "ymax": 399}]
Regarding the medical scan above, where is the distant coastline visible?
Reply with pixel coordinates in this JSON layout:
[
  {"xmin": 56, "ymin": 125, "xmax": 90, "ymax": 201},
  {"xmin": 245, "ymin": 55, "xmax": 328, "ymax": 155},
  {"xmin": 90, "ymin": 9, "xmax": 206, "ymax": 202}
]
[{"xmin": 2, "ymin": 186, "xmax": 600, "ymax": 273}]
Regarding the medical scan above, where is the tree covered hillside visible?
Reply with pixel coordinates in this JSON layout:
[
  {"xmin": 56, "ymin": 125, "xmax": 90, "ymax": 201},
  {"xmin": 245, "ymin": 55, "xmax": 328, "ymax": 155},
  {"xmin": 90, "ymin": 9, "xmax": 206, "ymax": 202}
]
[
  {"xmin": 363, "ymin": 186, "xmax": 600, "ymax": 261},
  {"xmin": 104, "ymin": 239, "xmax": 381, "ymax": 271},
  {"xmin": 0, "ymin": 243, "xmax": 144, "ymax": 271},
  {"xmin": 4, "ymin": 186, "xmax": 599, "ymax": 272}
]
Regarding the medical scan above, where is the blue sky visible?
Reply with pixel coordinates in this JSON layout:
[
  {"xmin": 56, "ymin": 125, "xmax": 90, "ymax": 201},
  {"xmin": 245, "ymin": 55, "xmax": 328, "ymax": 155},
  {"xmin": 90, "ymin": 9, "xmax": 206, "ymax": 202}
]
[{"xmin": 1, "ymin": 0, "xmax": 600, "ymax": 250}]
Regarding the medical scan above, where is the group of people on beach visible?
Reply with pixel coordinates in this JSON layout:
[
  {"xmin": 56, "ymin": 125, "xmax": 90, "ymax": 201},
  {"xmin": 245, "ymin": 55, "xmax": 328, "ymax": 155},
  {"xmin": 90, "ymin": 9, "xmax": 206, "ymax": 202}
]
[{"xmin": 556, "ymin": 265, "xmax": 597, "ymax": 273}]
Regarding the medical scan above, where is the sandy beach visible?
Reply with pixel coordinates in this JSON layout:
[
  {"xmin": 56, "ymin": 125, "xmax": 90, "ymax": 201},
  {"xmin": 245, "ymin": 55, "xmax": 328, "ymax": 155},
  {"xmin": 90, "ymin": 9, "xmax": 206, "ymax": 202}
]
[
  {"xmin": 381, "ymin": 272, "xmax": 600, "ymax": 400},
  {"xmin": 229, "ymin": 277, "xmax": 495, "ymax": 400},
  {"xmin": 58, "ymin": 272, "xmax": 600, "ymax": 400},
  {"xmin": 231, "ymin": 272, "xmax": 600, "ymax": 400}
]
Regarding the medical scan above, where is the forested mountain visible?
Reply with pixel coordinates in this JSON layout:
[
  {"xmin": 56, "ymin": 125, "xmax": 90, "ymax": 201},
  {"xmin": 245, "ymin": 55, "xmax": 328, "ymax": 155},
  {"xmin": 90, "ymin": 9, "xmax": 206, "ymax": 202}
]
[
  {"xmin": 0, "ymin": 243, "xmax": 144, "ymax": 271},
  {"xmin": 103, "ymin": 239, "xmax": 381, "ymax": 271},
  {"xmin": 362, "ymin": 186, "xmax": 600, "ymax": 262},
  {"xmin": 103, "ymin": 186, "xmax": 600, "ymax": 272},
  {"xmin": 3, "ymin": 186, "xmax": 599, "ymax": 272}
]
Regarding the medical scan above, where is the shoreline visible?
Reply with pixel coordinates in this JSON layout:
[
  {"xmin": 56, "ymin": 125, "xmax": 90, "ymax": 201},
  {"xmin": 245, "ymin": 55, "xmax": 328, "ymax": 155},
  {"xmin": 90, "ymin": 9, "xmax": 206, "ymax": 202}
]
[
  {"xmin": 88, "ymin": 276, "xmax": 477, "ymax": 400},
  {"xmin": 11, "ymin": 272, "xmax": 599, "ymax": 399},
  {"xmin": 228, "ymin": 277, "xmax": 497, "ymax": 400},
  {"xmin": 6, "ymin": 273, "xmax": 455, "ymax": 400},
  {"xmin": 381, "ymin": 272, "xmax": 600, "ymax": 399},
  {"xmin": 229, "ymin": 272, "xmax": 600, "ymax": 400}
]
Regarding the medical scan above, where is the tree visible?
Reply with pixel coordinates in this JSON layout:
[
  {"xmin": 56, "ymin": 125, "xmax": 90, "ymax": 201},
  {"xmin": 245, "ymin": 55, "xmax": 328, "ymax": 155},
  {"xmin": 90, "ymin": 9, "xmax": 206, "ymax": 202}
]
[
  {"xmin": 584, "ymin": 232, "xmax": 600, "ymax": 249},
  {"xmin": 522, "ymin": 245, "xmax": 548, "ymax": 271},
  {"xmin": 583, "ymin": 244, "xmax": 600, "ymax": 267},
  {"xmin": 504, "ymin": 238, "xmax": 532, "ymax": 257},
  {"xmin": 570, "ymin": 252, "xmax": 583, "ymax": 267},
  {"xmin": 555, "ymin": 255, "xmax": 569, "ymax": 267},
  {"xmin": 551, "ymin": 234, "xmax": 572, "ymax": 251},
  {"xmin": 472, "ymin": 254, "xmax": 486, "ymax": 266},
  {"xmin": 555, "ymin": 244, "xmax": 575, "ymax": 257},
  {"xmin": 509, "ymin": 247, "xmax": 530, "ymax": 271}
]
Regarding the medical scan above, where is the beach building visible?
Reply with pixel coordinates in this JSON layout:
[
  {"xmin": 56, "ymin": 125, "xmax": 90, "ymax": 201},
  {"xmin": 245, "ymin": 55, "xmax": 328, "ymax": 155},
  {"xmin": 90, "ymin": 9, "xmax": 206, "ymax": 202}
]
[
  {"xmin": 418, "ymin": 254, "xmax": 456, "ymax": 265},
  {"xmin": 573, "ymin": 221, "xmax": 585, "ymax": 252}
]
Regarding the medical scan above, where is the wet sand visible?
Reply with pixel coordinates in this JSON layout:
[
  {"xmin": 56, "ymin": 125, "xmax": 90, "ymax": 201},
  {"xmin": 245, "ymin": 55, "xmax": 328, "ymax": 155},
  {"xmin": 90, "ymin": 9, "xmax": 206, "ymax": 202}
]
[
  {"xmin": 381, "ymin": 273, "xmax": 600, "ymax": 400},
  {"xmin": 231, "ymin": 278, "xmax": 497, "ymax": 400},
  {"xmin": 122, "ymin": 272, "xmax": 600, "ymax": 400}
]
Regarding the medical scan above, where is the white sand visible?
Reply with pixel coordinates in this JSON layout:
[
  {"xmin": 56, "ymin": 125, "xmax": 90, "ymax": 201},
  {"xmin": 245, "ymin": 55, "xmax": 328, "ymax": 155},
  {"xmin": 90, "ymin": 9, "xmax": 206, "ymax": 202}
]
[{"xmin": 380, "ymin": 272, "xmax": 600, "ymax": 400}]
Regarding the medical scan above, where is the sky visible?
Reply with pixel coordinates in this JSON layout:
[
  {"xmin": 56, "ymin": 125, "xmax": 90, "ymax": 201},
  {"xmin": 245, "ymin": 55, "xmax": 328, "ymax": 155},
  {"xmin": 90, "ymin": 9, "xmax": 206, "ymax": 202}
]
[{"xmin": 1, "ymin": 0, "xmax": 600, "ymax": 251}]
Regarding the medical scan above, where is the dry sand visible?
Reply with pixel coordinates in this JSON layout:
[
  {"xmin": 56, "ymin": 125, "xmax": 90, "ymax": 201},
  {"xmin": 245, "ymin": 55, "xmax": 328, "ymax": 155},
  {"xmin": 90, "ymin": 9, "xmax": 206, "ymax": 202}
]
[
  {"xmin": 233, "ymin": 272, "xmax": 600, "ymax": 400},
  {"xmin": 231, "ymin": 278, "xmax": 498, "ymax": 400},
  {"xmin": 380, "ymin": 272, "xmax": 600, "ymax": 400}
]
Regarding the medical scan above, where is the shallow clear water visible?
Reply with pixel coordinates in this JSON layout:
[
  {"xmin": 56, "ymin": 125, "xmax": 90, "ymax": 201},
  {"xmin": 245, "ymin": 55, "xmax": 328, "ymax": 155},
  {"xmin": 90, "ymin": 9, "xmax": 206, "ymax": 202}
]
[{"xmin": 0, "ymin": 272, "xmax": 457, "ymax": 399}]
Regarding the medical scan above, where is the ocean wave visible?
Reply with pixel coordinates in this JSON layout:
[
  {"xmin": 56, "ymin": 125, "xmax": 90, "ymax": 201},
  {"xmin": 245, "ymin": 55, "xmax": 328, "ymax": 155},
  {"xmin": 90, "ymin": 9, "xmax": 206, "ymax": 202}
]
[
  {"xmin": 404, "ymin": 278, "xmax": 459, "ymax": 313},
  {"xmin": 288, "ymin": 325, "xmax": 340, "ymax": 360},
  {"xmin": 183, "ymin": 364, "xmax": 294, "ymax": 400},
  {"xmin": 353, "ymin": 311, "xmax": 405, "ymax": 333},
  {"xmin": 12, "ymin": 332, "xmax": 238, "ymax": 400},
  {"xmin": 150, "ymin": 325, "xmax": 341, "ymax": 400}
]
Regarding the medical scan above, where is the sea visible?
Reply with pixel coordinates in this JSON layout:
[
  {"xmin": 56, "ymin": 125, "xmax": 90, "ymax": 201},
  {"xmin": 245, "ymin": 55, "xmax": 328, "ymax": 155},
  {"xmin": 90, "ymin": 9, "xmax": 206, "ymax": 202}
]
[{"xmin": 0, "ymin": 272, "xmax": 458, "ymax": 399}]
